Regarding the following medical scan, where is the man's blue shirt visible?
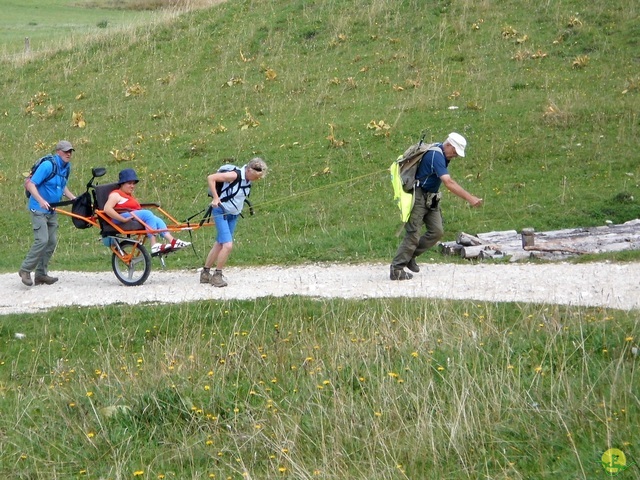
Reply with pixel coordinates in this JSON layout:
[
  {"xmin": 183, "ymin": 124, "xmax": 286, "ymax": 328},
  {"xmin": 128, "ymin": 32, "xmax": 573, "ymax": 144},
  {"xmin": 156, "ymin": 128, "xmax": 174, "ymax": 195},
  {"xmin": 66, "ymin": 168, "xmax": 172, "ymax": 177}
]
[
  {"xmin": 28, "ymin": 155, "xmax": 71, "ymax": 213},
  {"xmin": 416, "ymin": 143, "xmax": 450, "ymax": 193}
]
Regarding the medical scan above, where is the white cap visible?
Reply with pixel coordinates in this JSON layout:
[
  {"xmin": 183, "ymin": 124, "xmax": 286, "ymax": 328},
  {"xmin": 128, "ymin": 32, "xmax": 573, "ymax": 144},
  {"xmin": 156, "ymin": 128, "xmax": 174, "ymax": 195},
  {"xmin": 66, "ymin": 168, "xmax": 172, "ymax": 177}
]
[{"xmin": 446, "ymin": 132, "xmax": 467, "ymax": 157}]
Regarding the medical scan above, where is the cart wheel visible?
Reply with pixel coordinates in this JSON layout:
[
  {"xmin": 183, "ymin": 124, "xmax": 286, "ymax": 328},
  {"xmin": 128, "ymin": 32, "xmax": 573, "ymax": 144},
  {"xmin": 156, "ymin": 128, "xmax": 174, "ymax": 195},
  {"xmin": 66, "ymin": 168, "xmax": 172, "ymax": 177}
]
[{"xmin": 111, "ymin": 240, "xmax": 151, "ymax": 286}]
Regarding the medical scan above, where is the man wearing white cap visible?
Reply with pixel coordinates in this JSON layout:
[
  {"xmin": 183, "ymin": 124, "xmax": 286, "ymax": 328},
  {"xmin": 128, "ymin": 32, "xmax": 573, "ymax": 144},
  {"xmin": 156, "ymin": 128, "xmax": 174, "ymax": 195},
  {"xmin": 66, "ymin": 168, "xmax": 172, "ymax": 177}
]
[
  {"xmin": 19, "ymin": 140, "xmax": 77, "ymax": 286},
  {"xmin": 390, "ymin": 132, "xmax": 483, "ymax": 280}
]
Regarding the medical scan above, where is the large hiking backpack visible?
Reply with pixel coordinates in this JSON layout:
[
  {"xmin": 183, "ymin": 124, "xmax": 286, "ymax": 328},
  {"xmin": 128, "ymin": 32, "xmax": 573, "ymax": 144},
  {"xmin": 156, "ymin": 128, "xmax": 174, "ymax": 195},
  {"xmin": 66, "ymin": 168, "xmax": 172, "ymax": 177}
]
[
  {"xmin": 390, "ymin": 137, "xmax": 442, "ymax": 222},
  {"xmin": 394, "ymin": 141, "xmax": 442, "ymax": 193},
  {"xmin": 24, "ymin": 154, "xmax": 65, "ymax": 198}
]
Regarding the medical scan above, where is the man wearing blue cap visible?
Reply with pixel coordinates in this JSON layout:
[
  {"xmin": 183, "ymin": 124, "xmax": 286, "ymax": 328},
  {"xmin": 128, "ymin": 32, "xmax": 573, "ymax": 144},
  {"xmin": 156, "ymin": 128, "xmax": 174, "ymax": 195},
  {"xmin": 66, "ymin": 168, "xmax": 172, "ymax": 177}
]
[
  {"xmin": 390, "ymin": 132, "xmax": 483, "ymax": 280},
  {"xmin": 19, "ymin": 140, "xmax": 77, "ymax": 286}
]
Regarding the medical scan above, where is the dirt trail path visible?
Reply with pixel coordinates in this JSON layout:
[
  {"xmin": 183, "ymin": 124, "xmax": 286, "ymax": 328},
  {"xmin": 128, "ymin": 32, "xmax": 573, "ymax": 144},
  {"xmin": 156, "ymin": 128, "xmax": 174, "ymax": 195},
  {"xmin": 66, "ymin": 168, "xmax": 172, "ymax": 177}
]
[{"xmin": 2, "ymin": 262, "xmax": 639, "ymax": 315}]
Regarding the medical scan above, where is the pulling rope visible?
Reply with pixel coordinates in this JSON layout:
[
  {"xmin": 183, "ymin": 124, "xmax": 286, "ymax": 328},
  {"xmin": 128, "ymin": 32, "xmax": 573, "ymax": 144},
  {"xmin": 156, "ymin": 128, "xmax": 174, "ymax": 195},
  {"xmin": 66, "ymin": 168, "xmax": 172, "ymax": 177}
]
[
  {"xmin": 252, "ymin": 167, "xmax": 389, "ymax": 211},
  {"xmin": 181, "ymin": 166, "xmax": 391, "ymax": 263},
  {"xmin": 185, "ymin": 166, "xmax": 389, "ymax": 222}
]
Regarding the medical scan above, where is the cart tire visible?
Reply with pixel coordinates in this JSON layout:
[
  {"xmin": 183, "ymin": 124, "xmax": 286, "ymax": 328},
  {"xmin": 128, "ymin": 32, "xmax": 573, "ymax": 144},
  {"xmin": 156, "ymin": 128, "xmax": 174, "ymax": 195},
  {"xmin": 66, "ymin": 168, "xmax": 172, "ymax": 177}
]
[{"xmin": 111, "ymin": 241, "xmax": 151, "ymax": 286}]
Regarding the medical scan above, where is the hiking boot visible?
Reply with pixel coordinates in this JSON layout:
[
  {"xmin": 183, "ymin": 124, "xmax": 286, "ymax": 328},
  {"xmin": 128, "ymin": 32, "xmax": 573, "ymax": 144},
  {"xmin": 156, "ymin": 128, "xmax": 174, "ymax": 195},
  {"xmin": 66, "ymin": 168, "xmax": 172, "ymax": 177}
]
[
  {"xmin": 200, "ymin": 269, "xmax": 211, "ymax": 284},
  {"xmin": 210, "ymin": 270, "xmax": 228, "ymax": 288},
  {"xmin": 34, "ymin": 274, "xmax": 58, "ymax": 286},
  {"xmin": 390, "ymin": 265, "xmax": 413, "ymax": 281},
  {"xmin": 407, "ymin": 257, "xmax": 420, "ymax": 273},
  {"xmin": 19, "ymin": 270, "xmax": 33, "ymax": 286}
]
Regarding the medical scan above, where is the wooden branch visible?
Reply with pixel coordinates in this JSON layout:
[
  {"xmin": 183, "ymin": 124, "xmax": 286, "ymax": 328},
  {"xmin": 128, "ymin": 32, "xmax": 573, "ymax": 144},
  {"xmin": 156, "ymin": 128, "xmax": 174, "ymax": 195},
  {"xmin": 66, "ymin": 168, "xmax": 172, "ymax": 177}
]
[{"xmin": 524, "ymin": 245, "xmax": 585, "ymax": 254}]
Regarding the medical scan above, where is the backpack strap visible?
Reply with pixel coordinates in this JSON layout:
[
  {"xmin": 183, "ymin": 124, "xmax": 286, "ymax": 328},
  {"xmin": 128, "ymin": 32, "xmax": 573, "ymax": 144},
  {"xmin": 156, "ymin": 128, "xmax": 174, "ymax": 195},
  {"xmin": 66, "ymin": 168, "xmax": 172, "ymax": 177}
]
[
  {"xmin": 218, "ymin": 168, "xmax": 242, "ymax": 203},
  {"xmin": 416, "ymin": 145, "xmax": 444, "ymax": 184},
  {"xmin": 245, "ymin": 198, "xmax": 254, "ymax": 216},
  {"xmin": 41, "ymin": 155, "xmax": 70, "ymax": 183},
  {"xmin": 34, "ymin": 156, "xmax": 56, "ymax": 182}
]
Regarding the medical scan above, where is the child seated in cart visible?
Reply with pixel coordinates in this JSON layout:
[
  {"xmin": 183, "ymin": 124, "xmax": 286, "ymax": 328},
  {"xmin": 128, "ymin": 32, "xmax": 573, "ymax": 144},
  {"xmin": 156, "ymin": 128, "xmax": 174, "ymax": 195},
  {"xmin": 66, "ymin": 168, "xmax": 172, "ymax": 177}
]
[{"xmin": 103, "ymin": 168, "xmax": 191, "ymax": 254}]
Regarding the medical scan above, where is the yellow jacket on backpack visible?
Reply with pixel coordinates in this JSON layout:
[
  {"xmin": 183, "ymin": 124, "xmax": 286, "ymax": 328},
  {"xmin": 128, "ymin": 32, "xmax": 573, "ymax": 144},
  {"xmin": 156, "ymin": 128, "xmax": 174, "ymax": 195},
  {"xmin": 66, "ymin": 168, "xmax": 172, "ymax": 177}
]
[{"xmin": 390, "ymin": 156, "xmax": 414, "ymax": 223}]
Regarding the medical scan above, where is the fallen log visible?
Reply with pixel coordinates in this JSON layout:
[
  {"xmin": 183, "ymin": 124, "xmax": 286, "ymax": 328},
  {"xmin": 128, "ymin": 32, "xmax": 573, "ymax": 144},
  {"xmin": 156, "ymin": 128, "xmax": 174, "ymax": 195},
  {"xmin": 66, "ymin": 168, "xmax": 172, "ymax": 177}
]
[
  {"xmin": 461, "ymin": 245, "xmax": 497, "ymax": 258},
  {"xmin": 440, "ymin": 242, "xmax": 463, "ymax": 256},
  {"xmin": 476, "ymin": 230, "xmax": 519, "ymax": 243},
  {"xmin": 593, "ymin": 241, "xmax": 640, "ymax": 253},
  {"xmin": 441, "ymin": 219, "xmax": 640, "ymax": 261},
  {"xmin": 524, "ymin": 245, "xmax": 585, "ymax": 254},
  {"xmin": 457, "ymin": 232, "xmax": 483, "ymax": 246},
  {"xmin": 479, "ymin": 249, "xmax": 503, "ymax": 259}
]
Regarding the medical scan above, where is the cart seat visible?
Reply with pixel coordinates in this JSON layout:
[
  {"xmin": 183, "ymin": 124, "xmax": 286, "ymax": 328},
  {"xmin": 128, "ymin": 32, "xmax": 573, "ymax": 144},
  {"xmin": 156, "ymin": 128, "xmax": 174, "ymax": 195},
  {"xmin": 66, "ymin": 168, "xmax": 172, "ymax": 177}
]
[{"xmin": 94, "ymin": 183, "xmax": 145, "ymax": 236}]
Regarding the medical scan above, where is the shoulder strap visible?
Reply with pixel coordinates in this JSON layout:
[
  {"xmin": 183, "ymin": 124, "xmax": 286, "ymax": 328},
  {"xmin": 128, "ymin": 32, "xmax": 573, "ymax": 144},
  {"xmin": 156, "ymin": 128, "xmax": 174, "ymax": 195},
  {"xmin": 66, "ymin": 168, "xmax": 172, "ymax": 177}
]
[
  {"xmin": 218, "ymin": 167, "xmax": 242, "ymax": 203},
  {"xmin": 416, "ymin": 145, "xmax": 444, "ymax": 181},
  {"xmin": 33, "ymin": 155, "xmax": 58, "ymax": 182}
]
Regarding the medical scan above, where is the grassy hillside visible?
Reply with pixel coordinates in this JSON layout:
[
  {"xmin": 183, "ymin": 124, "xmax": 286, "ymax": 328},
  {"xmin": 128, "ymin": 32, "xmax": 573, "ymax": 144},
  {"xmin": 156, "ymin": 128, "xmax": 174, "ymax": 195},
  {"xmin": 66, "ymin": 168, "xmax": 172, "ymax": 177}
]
[
  {"xmin": 1, "ymin": 0, "xmax": 639, "ymax": 274},
  {"xmin": 1, "ymin": 297, "xmax": 638, "ymax": 479},
  {"xmin": 1, "ymin": 3, "xmax": 639, "ymax": 478}
]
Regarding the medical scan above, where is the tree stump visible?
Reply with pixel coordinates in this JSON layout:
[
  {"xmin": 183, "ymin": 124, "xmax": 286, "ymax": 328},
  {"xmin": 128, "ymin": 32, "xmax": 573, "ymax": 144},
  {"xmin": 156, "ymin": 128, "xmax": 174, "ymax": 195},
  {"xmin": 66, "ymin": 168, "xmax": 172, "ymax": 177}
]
[{"xmin": 521, "ymin": 228, "xmax": 535, "ymax": 248}]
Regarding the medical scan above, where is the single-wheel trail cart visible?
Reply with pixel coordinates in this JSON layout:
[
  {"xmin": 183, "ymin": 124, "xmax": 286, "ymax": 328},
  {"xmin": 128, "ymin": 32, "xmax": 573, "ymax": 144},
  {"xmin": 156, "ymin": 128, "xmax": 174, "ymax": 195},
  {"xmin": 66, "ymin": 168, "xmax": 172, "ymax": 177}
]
[{"xmin": 53, "ymin": 167, "xmax": 215, "ymax": 286}]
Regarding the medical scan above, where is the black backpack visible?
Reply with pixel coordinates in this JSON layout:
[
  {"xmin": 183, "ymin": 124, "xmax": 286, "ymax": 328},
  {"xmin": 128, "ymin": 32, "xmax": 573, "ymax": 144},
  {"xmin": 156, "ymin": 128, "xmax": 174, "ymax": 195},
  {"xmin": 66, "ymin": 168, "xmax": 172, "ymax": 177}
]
[
  {"xmin": 207, "ymin": 164, "xmax": 254, "ymax": 216},
  {"xmin": 70, "ymin": 191, "xmax": 93, "ymax": 229},
  {"xmin": 214, "ymin": 164, "xmax": 242, "ymax": 202}
]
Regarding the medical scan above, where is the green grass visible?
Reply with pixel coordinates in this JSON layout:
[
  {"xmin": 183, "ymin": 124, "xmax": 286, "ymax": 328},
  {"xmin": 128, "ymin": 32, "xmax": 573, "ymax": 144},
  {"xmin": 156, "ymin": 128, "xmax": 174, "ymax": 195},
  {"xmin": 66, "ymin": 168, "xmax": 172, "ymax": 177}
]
[
  {"xmin": 1, "ymin": 1, "xmax": 639, "ymax": 478},
  {"xmin": 1, "ymin": 298, "xmax": 638, "ymax": 479},
  {"xmin": 1, "ymin": 0, "xmax": 639, "ymax": 273},
  {"xmin": 0, "ymin": 0, "xmax": 163, "ymax": 57}
]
